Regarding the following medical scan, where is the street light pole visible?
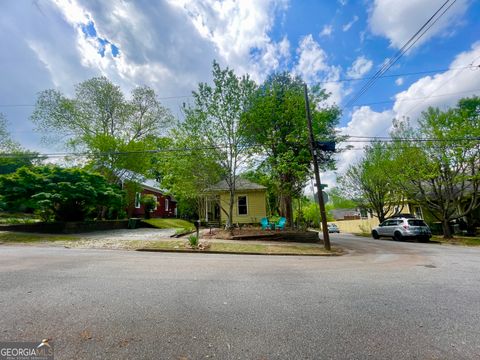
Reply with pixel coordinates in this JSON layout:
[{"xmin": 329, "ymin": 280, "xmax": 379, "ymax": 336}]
[{"xmin": 304, "ymin": 84, "xmax": 331, "ymax": 251}]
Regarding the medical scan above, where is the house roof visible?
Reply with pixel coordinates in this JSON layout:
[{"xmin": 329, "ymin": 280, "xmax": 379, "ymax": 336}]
[
  {"xmin": 140, "ymin": 183, "xmax": 177, "ymax": 202},
  {"xmin": 119, "ymin": 170, "xmax": 176, "ymax": 202},
  {"xmin": 209, "ymin": 178, "xmax": 266, "ymax": 191}
]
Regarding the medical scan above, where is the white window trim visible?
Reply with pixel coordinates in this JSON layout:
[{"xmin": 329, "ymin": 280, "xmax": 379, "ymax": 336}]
[
  {"xmin": 237, "ymin": 194, "xmax": 248, "ymax": 216},
  {"xmin": 165, "ymin": 198, "xmax": 169, "ymax": 211},
  {"xmin": 135, "ymin": 192, "xmax": 141, "ymax": 209},
  {"xmin": 152, "ymin": 195, "xmax": 158, "ymax": 211}
]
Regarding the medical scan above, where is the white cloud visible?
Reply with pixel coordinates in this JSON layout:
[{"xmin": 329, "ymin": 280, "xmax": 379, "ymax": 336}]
[
  {"xmin": 166, "ymin": 0, "xmax": 290, "ymax": 81},
  {"xmin": 369, "ymin": 0, "xmax": 469, "ymax": 49},
  {"xmin": 322, "ymin": 106, "xmax": 394, "ymax": 187},
  {"xmin": 294, "ymin": 35, "xmax": 347, "ymax": 105},
  {"xmin": 342, "ymin": 15, "xmax": 358, "ymax": 32},
  {"xmin": 320, "ymin": 25, "xmax": 333, "ymax": 37},
  {"xmin": 347, "ymin": 56, "xmax": 373, "ymax": 79},
  {"xmin": 0, "ymin": 0, "xmax": 293, "ymax": 153},
  {"xmin": 395, "ymin": 77, "xmax": 404, "ymax": 86}
]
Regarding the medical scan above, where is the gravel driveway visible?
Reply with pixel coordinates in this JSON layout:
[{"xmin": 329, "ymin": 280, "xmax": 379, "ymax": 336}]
[{"xmin": 78, "ymin": 228, "xmax": 177, "ymax": 241}]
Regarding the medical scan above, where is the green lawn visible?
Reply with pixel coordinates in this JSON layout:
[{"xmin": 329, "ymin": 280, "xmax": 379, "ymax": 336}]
[
  {"xmin": 0, "ymin": 232, "xmax": 78, "ymax": 243},
  {"xmin": 433, "ymin": 235, "xmax": 480, "ymax": 246},
  {"xmin": 142, "ymin": 218, "xmax": 194, "ymax": 230}
]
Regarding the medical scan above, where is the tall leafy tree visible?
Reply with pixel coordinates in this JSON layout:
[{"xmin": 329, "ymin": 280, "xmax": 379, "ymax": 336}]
[
  {"xmin": 181, "ymin": 61, "xmax": 257, "ymax": 229},
  {"xmin": 31, "ymin": 77, "xmax": 172, "ymax": 182},
  {"xmin": 242, "ymin": 73, "xmax": 341, "ymax": 227},
  {"xmin": 338, "ymin": 141, "xmax": 405, "ymax": 224},
  {"xmin": 392, "ymin": 97, "xmax": 480, "ymax": 238},
  {"xmin": 150, "ymin": 134, "xmax": 222, "ymax": 219}
]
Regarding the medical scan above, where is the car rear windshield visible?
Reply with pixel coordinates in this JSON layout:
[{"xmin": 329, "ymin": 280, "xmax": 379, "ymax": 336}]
[{"xmin": 408, "ymin": 220, "xmax": 427, "ymax": 226}]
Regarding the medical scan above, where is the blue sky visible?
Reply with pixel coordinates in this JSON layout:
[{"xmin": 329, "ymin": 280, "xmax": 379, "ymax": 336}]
[{"xmin": 0, "ymin": 0, "xmax": 479, "ymax": 183}]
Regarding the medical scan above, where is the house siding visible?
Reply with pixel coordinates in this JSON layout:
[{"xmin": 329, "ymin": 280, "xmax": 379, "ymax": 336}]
[
  {"xmin": 219, "ymin": 190, "xmax": 267, "ymax": 224},
  {"xmin": 131, "ymin": 189, "xmax": 176, "ymax": 218}
]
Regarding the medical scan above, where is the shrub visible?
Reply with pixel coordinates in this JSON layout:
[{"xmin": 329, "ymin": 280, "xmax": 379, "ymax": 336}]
[
  {"xmin": 141, "ymin": 194, "xmax": 158, "ymax": 219},
  {"xmin": 187, "ymin": 234, "xmax": 198, "ymax": 247},
  {"xmin": 0, "ymin": 166, "xmax": 124, "ymax": 222}
]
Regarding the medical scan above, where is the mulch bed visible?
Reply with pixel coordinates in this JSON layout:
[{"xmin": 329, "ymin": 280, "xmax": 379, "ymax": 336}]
[{"xmin": 202, "ymin": 228, "xmax": 321, "ymax": 243}]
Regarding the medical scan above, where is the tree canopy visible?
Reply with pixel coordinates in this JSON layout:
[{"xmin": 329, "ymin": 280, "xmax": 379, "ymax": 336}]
[
  {"xmin": 31, "ymin": 77, "xmax": 173, "ymax": 182},
  {"xmin": 0, "ymin": 166, "xmax": 124, "ymax": 221},
  {"xmin": 179, "ymin": 61, "xmax": 257, "ymax": 228},
  {"xmin": 391, "ymin": 97, "xmax": 480, "ymax": 237},
  {"xmin": 241, "ymin": 72, "xmax": 341, "ymax": 226},
  {"xmin": 338, "ymin": 141, "xmax": 404, "ymax": 223}
]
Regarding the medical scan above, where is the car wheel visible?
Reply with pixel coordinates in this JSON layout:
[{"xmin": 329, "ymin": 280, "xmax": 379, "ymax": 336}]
[
  {"xmin": 372, "ymin": 230, "xmax": 380, "ymax": 239},
  {"xmin": 394, "ymin": 232, "xmax": 403, "ymax": 241}
]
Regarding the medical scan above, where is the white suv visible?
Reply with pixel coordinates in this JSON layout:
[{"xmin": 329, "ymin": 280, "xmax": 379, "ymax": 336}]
[{"xmin": 372, "ymin": 216, "xmax": 432, "ymax": 242}]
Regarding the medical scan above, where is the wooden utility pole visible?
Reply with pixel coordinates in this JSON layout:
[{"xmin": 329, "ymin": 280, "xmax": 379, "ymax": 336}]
[{"xmin": 304, "ymin": 84, "xmax": 331, "ymax": 251}]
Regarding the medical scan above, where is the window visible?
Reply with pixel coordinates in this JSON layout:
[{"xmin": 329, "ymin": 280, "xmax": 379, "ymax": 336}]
[
  {"xmin": 134, "ymin": 192, "xmax": 141, "ymax": 209},
  {"xmin": 237, "ymin": 195, "xmax": 248, "ymax": 215},
  {"xmin": 152, "ymin": 195, "xmax": 158, "ymax": 211},
  {"xmin": 408, "ymin": 220, "xmax": 427, "ymax": 226},
  {"xmin": 165, "ymin": 198, "xmax": 169, "ymax": 211}
]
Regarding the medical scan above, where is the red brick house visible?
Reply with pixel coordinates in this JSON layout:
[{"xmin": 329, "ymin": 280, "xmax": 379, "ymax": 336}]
[{"xmin": 129, "ymin": 183, "xmax": 177, "ymax": 218}]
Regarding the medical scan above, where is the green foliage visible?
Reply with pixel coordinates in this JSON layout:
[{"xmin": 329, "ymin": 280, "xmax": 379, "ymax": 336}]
[
  {"xmin": 295, "ymin": 198, "xmax": 334, "ymax": 228},
  {"xmin": 390, "ymin": 97, "xmax": 480, "ymax": 238},
  {"xmin": 338, "ymin": 141, "xmax": 404, "ymax": 223},
  {"xmin": 187, "ymin": 234, "xmax": 199, "ymax": 247},
  {"xmin": 150, "ymin": 136, "xmax": 221, "ymax": 218},
  {"xmin": 327, "ymin": 188, "xmax": 358, "ymax": 209},
  {"xmin": 140, "ymin": 194, "xmax": 158, "ymax": 219},
  {"xmin": 0, "ymin": 166, "xmax": 124, "ymax": 221},
  {"xmin": 31, "ymin": 77, "xmax": 173, "ymax": 181},
  {"xmin": 241, "ymin": 73, "xmax": 341, "ymax": 226},
  {"xmin": 178, "ymin": 61, "xmax": 257, "ymax": 228}
]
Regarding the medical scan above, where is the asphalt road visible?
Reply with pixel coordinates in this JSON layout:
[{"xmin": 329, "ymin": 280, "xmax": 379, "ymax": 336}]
[{"xmin": 1, "ymin": 234, "xmax": 479, "ymax": 359}]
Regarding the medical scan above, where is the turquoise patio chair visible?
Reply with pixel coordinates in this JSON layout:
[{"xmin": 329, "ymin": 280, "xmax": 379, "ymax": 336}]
[
  {"xmin": 274, "ymin": 217, "xmax": 286, "ymax": 230},
  {"xmin": 260, "ymin": 217, "xmax": 270, "ymax": 230}
]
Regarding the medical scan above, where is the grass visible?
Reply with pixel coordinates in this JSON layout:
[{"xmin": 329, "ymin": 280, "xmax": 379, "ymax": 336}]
[
  {"xmin": 0, "ymin": 212, "xmax": 40, "ymax": 224},
  {"xmin": 433, "ymin": 235, "xmax": 480, "ymax": 246},
  {"xmin": 142, "ymin": 218, "xmax": 194, "ymax": 230},
  {"xmin": 0, "ymin": 232, "xmax": 78, "ymax": 243}
]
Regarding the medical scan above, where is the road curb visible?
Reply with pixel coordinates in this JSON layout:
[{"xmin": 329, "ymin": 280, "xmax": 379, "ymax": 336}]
[{"xmin": 135, "ymin": 248, "xmax": 343, "ymax": 256}]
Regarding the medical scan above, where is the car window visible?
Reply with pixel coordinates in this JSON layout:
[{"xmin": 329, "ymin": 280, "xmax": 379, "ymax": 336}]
[{"xmin": 408, "ymin": 220, "xmax": 427, "ymax": 226}]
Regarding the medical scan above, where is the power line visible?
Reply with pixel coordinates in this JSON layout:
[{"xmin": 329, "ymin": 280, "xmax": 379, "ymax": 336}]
[
  {"xmin": 343, "ymin": 0, "xmax": 457, "ymax": 109},
  {"xmin": 319, "ymin": 65, "xmax": 475, "ymax": 84},
  {"xmin": 1, "ymin": 136, "xmax": 477, "ymax": 160},
  {"xmin": 0, "ymin": 64, "xmax": 477, "ymax": 109},
  {"xmin": 343, "ymin": 88, "xmax": 480, "ymax": 108}
]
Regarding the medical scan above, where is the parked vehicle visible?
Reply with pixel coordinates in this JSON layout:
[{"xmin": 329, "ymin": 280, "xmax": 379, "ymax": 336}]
[
  {"xmin": 327, "ymin": 223, "xmax": 340, "ymax": 233},
  {"xmin": 371, "ymin": 216, "xmax": 432, "ymax": 242}
]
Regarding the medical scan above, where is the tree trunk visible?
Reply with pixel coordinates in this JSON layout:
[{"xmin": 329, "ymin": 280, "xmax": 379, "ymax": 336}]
[
  {"xmin": 442, "ymin": 219, "xmax": 452, "ymax": 239},
  {"xmin": 284, "ymin": 193, "xmax": 293, "ymax": 229},
  {"xmin": 227, "ymin": 189, "xmax": 235, "ymax": 234}
]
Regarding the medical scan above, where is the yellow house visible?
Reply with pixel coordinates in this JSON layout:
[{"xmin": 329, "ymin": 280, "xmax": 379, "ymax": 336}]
[{"xmin": 205, "ymin": 178, "xmax": 267, "ymax": 226}]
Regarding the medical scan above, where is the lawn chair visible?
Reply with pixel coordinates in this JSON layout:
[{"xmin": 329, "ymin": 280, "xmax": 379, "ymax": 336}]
[
  {"xmin": 274, "ymin": 217, "xmax": 286, "ymax": 230},
  {"xmin": 260, "ymin": 217, "xmax": 271, "ymax": 230}
]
